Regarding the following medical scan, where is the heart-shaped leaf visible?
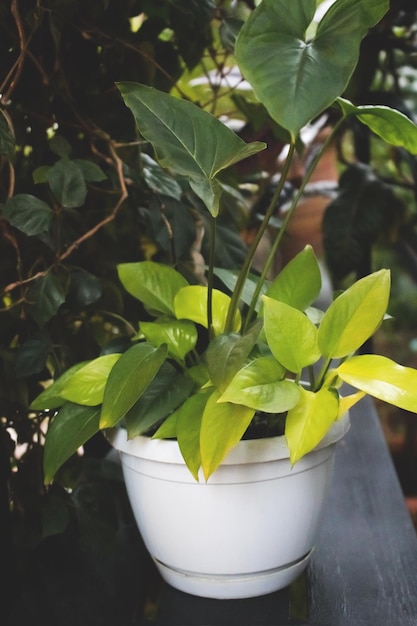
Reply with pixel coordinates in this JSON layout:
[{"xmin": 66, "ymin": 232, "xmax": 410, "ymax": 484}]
[{"xmin": 235, "ymin": 0, "xmax": 389, "ymax": 139}]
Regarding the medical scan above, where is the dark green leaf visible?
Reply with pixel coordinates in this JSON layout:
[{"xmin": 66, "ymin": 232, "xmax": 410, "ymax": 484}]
[
  {"xmin": 3, "ymin": 194, "xmax": 53, "ymax": 236},
  {"xmin": 125, "ymin": 363, "xmax": 195, "ymax": 437},
  {"xmin": 27, "ymin": 272, "xmax": 66, "ymax": 327},
  {"xmin": 141, "ymin": 153, "xmax": 182, "ymax": 200},
  {"xmin": 48, "ymin": 158, "xmax": 87, "ymax": 208},
  {"xmin": 69, "ymin": 269, "xmax": 102, "ymax": 306},
  {"xmin": 73, "ymin": 159, "xmax": 107, "ymax": 182},
  {"xmin": 117, "ymin": 82, "xmax": 265, "ymax": 215},
  {"xmin": 236, "ymin": 0, "xmax": 389, "ymax": 138},
  {"xmin": 16, "ymin": 339, "xmax": 50, "ymax": 378},
  {"xmin": 100, "ymin": 343, "xmax": 167, "ymax": 428},
  {"xmin": 43, "ymin": 403, "xmax": 101, "ymax": 483},
  {"xmin": 49, "ymin": 134, "xmax": 71, "ymax": 158}
]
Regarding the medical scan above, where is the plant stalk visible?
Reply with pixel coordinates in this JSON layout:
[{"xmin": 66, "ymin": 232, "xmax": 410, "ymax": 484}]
[{"xmin": 225, "ymin": 143, "xmax": 297, "ymax": 333}]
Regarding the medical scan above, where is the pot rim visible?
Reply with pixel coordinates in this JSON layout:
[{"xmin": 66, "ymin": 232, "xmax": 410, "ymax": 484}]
[{"xmin": 107, "ymin": 412, "xmax": 350, "ymax": 466}]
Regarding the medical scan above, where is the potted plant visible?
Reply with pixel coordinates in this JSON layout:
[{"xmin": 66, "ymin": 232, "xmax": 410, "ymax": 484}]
[{"xmin": 31, "ymin": 0, "xmax": 417, "ymax": 599}]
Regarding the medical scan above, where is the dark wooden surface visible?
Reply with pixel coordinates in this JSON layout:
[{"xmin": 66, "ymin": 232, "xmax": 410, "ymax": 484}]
[{"xmin": 5, "ymin": 397, "xmax": 417, "ymax": 625}]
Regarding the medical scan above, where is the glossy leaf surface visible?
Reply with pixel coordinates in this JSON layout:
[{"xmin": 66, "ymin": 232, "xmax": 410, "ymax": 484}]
[
  {"xmin": 100, "ymin": 343, "xmax": 167, "ymax": 428},
  {"xmin": 125, "ymin": 364, "xmax": 194, "ymax": 437},
  {"xmin": 30, "ymin": 361, "xmax": 90, "ymax": 409},
  {"xmin": 235, "ymin": 0, "xmax": 389, "ymax": 139},
  {"xmin": 286, "ymin": 386, "xmax": 339, "ymax": 464},
  {"xmin": 205, "ymin": 320, "xmax": 263, "ymax": 391},
  {"xmin": 337, "ymin": 354, "xmax": 417, "ymax": 411},
  {"xmin": 219, "ymin": 357, "xmax": 300, "ymax": 413},
  {"xmin": 263, "ymin": 296, "xmax": 320, "ymax": 372},
  {"xmin": 140, "ymin": 319, "xmax": 197, "ymax": 362},
  {"xmin": 200, "ymin": 390, "xmax": 255, "ymax": 480},
  {"xmin": 265, "ymin": 245, "xmax": 321, "ymax": 311},
  {"xmin": 318, "ymin": 270, "xmax": 390, "ymax": 358},
  {"xmin": 118, "ymin": 261, "xmax": 188, "ymax": 316},
  {"xmin": 338, "ymin": 98, "xmax": 417, "ymax": 154},
  {"xmin": 43, "ymin": 403, "xmax": 101, "ymax": 483},
  {"xmin": 60, "ymin": 354, "xmax": 121, "ymax": 406},
  {"xmin": 174, "ymin": 286, "xmax": 241, "ymax": 335},
  {"xmin": 176, "ymin": 389, "xmax": 213, "ymax": 481}
]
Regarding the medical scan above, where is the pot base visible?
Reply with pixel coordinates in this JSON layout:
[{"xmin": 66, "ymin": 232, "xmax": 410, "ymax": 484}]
[{"xmin": 154, "ymin": 550, "xmax": 312, "ymax": 599}]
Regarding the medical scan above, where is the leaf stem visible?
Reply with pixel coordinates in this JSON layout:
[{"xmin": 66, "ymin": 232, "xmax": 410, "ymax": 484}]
[
  {"xmin": 207, "ymin": 213, "xmax": 216, "ymax": 338},
  {"xmin": 225, "ymin": 143, "xmax": 297, "ymax": 333}
]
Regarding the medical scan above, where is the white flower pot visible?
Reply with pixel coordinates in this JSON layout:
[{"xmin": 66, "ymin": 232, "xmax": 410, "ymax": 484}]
[{"xmin": 110, "ymin": 415, "xmax": 349, "ymax": 599}]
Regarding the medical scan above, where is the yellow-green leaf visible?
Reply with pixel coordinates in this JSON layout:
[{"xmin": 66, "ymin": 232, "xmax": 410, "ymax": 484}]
[
  {"xmin": 337, "ymin": 354, "xmax": 417, "ymax": 412},
  {"xmin": 200, "ymin": 389, "xmax": 255, "ymax": 480},
  {"xmin": 263, "ymin": 296, "xmax": 320, "ymax": 373},
  {"xmin": 318, "ymin": 270, "xmax": 390, "ymax": 358},
  {"xmin": 60, "ymin": 354, "xmax": 121, "ymax": 406},
  {"xmin": 285, "ymin": 386, "xmax": 339, "ymax": 465},
  {"xmin": 174, "ymin": 285, "xmax": 241, "ymax": 336}
]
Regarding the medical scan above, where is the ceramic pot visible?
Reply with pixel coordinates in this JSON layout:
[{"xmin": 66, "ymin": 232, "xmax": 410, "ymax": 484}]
[{"xmin": 109, "ymin": 414, "xmax": 349, "ymax": 599}]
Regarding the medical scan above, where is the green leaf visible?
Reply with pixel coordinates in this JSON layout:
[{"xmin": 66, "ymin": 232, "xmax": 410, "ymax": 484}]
[
  {"xmin": 69, "ymin": 269, "xmax": 102, "ymax": 306},
  {"xmin": 100, "ymin": 343, "xmax": 167, "ymax": 428},
  {"xmin": 214, "ymin": 268, "xmax": 266, "ymax": 309},
  {"xmin": 3, "ymin": 194, "xmax": 53, "ymax": 236},
  {"xmin": 318, "ymin": 270, "xmax": 390, "ymax": 358},
  {"xmin": 219, "ymin": 357, "xmax": 300, "ymax": 413},
  {"xmin": 200, "ymin": 389, "xmax": 255, "ymax": 480},
  {"xmin": 73, "ymin": 159, "xmax": 107, "ymax": 182},
  {"xmin": 265, "ymin": 245, "xmax": 321, "ymax": 311},
  {"xmin": 263, "ymin": 296, "xmax": 320, "ymax": 372},
  {"xmin": 30, "ymin": 361, "xmax": 90, "ymax": 410},
  {"xmin": 285, "ymin": 386, "xmax": 339, "ymax": 464},
  {"xmin": 117, "ymin": 82, "xmax": 265, "ymax": 216},
  {"xmin": 60, "ymin": 353, "xmax": 121, "ymax": 406},
  {"xmin": 235, "ymin": 0, "xmax": 389, "ymax": 139},
  {"xmin": 337, "ymin": 354, "xmax": 417, "ymax": 412},
  {"xmin": 48, "ymin": 158, "xmax": 87, "ymax": 208},
  {"xmin": 117, "ymin": 261, "xmax": 188, "ymax": 316},
  {"xmin": 16, "ymin": 339, "xmax": 50, "ymax": 378},
  {"xmin": 43, "ymin": 403, "xmax": 101, "ymax": 483},
  {"xmin": 141, "ymin": 153, "xmax": 182, "ymax": 200},
  {"xmin": 125, "ymin": 364, "xmax": 195, "ymax": 437},
  {"xmin": 205, "ymin": 319, "xmax": 263, "ymax": 391},
  {"xmin": 140, "ymin": 319, "xmax": 197, "ymax": 362},
  {"xmin": 174, "ymin": 285, "xmax": 241, "ymax": 336},
  {"xmin": 27, "ymin": 272, "xmax": 65, "ymax": 327},
  {"xmin": 175, "ymin": 388, "xmax": 213, "ymax": 481},
  {"xmin": 337, "ymin": 98, "xmax": 417, "ymax": 154}
]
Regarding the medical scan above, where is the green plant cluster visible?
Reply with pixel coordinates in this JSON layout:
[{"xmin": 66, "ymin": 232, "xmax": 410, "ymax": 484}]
[{"xmin": 30, "ymin": 0, "xmax": 417, "ymax": 483}]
